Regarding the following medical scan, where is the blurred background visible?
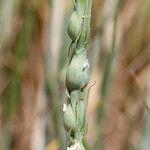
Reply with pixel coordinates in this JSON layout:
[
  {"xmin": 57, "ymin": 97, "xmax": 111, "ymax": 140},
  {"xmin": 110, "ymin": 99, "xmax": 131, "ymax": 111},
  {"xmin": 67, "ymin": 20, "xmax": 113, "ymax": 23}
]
[{"xmin": 0, "ymin": 0, "xmax": 150, "ymax": 150}]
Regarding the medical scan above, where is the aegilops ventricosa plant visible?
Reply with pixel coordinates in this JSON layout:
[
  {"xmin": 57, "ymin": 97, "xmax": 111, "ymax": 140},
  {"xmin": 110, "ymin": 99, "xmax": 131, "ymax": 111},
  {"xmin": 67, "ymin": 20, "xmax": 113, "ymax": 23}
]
[{"xmin": 63, "ymin": 0, "xmax": 92, "ymax": 149}]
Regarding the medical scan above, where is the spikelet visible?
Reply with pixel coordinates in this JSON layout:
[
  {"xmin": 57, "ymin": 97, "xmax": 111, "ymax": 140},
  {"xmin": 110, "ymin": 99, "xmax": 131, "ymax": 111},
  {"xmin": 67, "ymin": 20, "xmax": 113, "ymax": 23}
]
[
  {"xmin": 67, "ymin": 11, "xmax": 82, "ymax": 41},
  {"xmin": 64, "ymin": 104, "xmax": 76, "ymax": 131},
  {"xmin": 66, "ymin": 51, "xmax": 90, "ymax": 91}
]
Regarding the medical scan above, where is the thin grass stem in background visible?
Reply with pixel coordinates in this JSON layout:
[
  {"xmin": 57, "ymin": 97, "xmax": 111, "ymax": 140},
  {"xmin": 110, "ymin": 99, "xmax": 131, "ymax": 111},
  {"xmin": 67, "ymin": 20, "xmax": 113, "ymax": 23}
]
[{"xmin": 94, "ymin": 0, "xmax": 122, "ymax": 149}]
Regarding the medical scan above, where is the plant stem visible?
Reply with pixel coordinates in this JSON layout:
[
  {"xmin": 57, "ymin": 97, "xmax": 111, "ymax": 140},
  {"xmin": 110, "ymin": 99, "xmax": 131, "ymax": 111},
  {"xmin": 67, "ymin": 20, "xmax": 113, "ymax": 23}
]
[{"xmin": 95, "ymin": 0, "xmax": 122, "ymax": 149}]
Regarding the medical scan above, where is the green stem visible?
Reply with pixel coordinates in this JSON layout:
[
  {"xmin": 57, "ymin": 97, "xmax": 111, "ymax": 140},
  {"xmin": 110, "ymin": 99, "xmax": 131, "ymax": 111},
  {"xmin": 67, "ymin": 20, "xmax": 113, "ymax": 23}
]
[{"xmin": 95, "ymin": 0, "xmax": 122, "ymax": 149}]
